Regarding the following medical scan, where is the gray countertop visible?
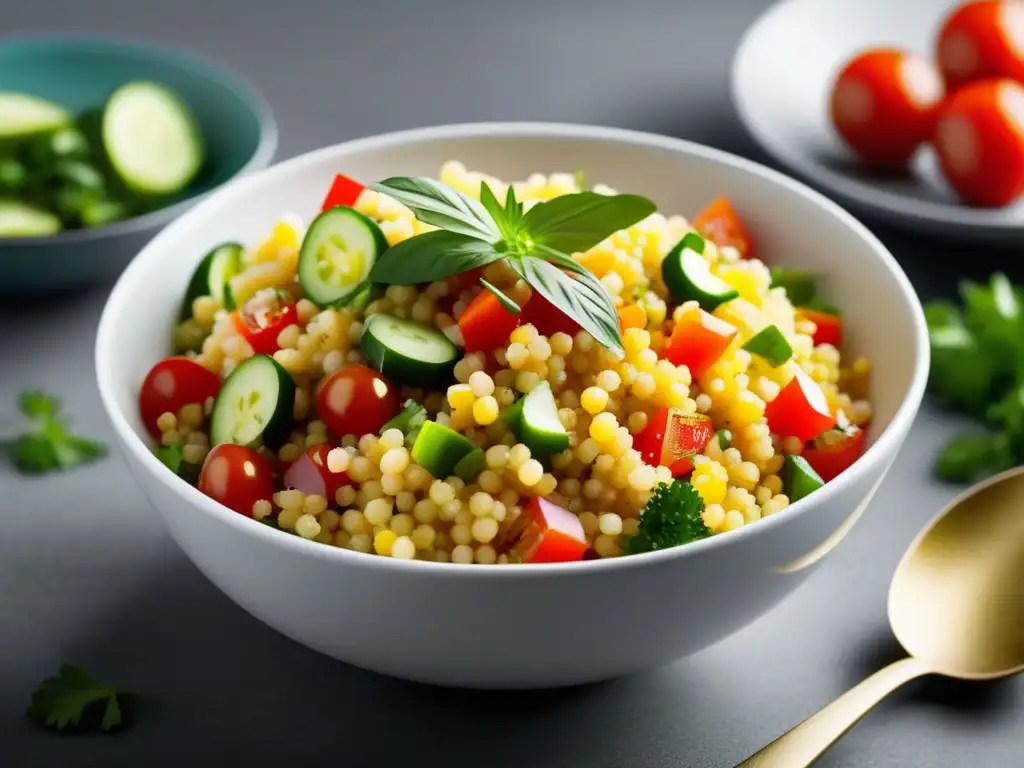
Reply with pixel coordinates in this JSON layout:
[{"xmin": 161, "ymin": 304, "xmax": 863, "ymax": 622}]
[{"xmin": 2, "ymin": 1, "xmax": 1022, "ymax": 766}]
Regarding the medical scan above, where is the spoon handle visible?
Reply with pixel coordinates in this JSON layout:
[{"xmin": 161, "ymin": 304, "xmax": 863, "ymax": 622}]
[{"xmin": 736, "ymin": 656, "xmax": 932, "ymax": 767}]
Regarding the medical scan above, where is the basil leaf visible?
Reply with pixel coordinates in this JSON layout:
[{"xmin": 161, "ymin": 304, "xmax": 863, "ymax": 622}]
[
  {"xmin": 504, "ymin": 185, "xmax": 524, "ymax": 232},
  {"xmin": 532, "ymin": 244, "xmax": 587, "ymax": 275},
  {"xmin": 370, "ymin": 177, "xmax": 501, "ymax": 242},
  {"xmin": 370, "ymin": 230, "xmax": 505, "ymax": 285},
  {"xmin": 480, "ymin": 182, "xmax": 517, "ymax": 243},
  {"xmin": 520, "ymin": 256, "xmax": 623, "ymax": 356},
  {"xmin": 522, "ymin": 192, "xmax": 656, "ymax": 254},
  {"xmin": 480, "ymin": 278, "xmax": 521, "ymax": 315}
]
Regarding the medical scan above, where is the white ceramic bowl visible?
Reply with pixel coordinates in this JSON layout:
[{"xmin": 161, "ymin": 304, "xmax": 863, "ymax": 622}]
[
  {"xmin": 96, "ymin": 123, "xmax": 929, "ymax": 689},
  {"xmin": 732, "ymin": 0, "xmax": 1023, "ymax": 242}
]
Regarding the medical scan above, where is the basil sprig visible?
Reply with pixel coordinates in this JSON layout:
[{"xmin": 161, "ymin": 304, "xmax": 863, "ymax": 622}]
[{"xmin": 368, "ymin": 177, "xmax": 656, "ymax": 356}]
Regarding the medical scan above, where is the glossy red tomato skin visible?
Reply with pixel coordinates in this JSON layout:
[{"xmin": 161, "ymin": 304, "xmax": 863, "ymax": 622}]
[
  {"xmin": 936, "ymin": 0, "xmax": 1024, "ymax": 92},
  {"xmin": 139, "ymin": 357, "xmax": 221, "ymax": 439},
  {"xmin": 198, "ymin": 443, "xmax": 275, "ymax": 517},
  {"xmin": 317, "ymin": 364, "xmax": 401, "ymax": 439},
  {"xmin": 934, "ymin": 78, "xmax": 1024, "ymax": 206},
  {"xmin": 283, "ymin": 444, "xmax": 352, "ymax": 499},
  {"xmin": 829, "ymin": 48, "xmax": 944, "ymax": 168},
  {"xmin": 233, "ymin": 291, "xmax": 300, "ymax": 355}
]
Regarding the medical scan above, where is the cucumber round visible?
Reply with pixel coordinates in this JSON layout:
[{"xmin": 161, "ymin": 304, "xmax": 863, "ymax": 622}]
[
  {"xmin": 298, "ymin": 206, "xmax": 386, "ymax": 307},
  {"xmin": 360, "ymin": 313, "xmax": 459, "ymax": 387},
  {"xmin": 102, "ymin": 81, "xmax": 204, "ymax": 194},
  {"xmin": 0, "ymin": 200, "xmax": 61, "ymax": 237},
  {"xmin": 519, "ymin": 381, "xmax": 569, "ymax": 457},
  {"xmin": 210, "ymin": 354, "xmax": 295, "ymax": 449},
  {"xmin": 0, "ymin": 92, "xmax": 70, "ymax": 140},
  {"xmin": 411, "ymin": 421, "xmax": 477, "ymax": 480},
  {"xmin": 783, "ymin": 454, "xmax": 824, "ymax": 502},
  {"xmin": 662, "ymin": 232, "xmax": 739, "ymax": 310},
  {"xmin": 180, "ymin": 242, "xmax": 246, "ymax": 318}
]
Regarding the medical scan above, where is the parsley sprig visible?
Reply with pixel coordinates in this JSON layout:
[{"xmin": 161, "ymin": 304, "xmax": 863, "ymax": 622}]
[
  {"xmin": 28, "ymin": 665, "xmax": 128, "ymax": 733},
  {"xmin": 368, "ymin": 177, "xmax": 657, "ymax": 356},
  {"xmin": 3, "ymin": 391, "xmax": 107, "ymax": 473}
]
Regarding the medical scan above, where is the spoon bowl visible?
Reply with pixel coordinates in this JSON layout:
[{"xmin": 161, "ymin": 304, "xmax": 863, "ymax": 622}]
[{"xmin": 742, "ymin": 465, "xmax": 1024, "ymax": 767}]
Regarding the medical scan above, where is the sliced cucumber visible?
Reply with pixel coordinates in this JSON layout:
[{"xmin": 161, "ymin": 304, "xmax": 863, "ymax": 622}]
[
  {"xmin": 454, "ymin": 447, "xmax": 485, "ymax": 482},
  {"xmin": 410, "ymin": 420, "xmax": 477, "ymax": 479},
  {"xmin": 743, "ymin": 324, "xmax": 793, "ymax": 367},
  {"xmin": 181, "ymin": 242, "xmax": 246, "ymax": 318},
  {"xmin": 519, "ymin": 381, "xmax": 569, "ymax": 457},
  {"xmin": 102, "ymin": 81, "xmax": 204, "ymax": 194},
  {"xmin": 361, "ymin": 313, "xmax": 459, "ymax": 387},
  {"xmin": 0, "ymin": 200, "xmax": 61, "ymax": 237},
  {"xmin": 0, "ymin": 92, "xmax": 70, "ymax": 140},
  {"xmin": 210, "ymin": 354, "xmax": 295, "ymax": 449},
  {"xmin": 783, "ymin": 454, "xmax": 824, "ymax": 502},
  {"xmin": 661, "ymin": 232, "xmax": 739, "ymax": 310},
  {"xmin": 298, "ymin": 206, "xmax": 386, "ymax": 307}
]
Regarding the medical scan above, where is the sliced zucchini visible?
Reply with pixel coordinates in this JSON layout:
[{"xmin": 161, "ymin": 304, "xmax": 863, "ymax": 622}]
[
  {"xmin": 743, "ymin": 325, "xmax": 793, "ymax": 367},
  {"xmin": 519, "ymin": 381, "xmax": 569, "ymax": 457},
  {"xmin": 661, "ymin": 232, "xmax": 739, "ymax": 310},
  {"xmin": 102, "ymin": 81, "xmax": 204, "ymax": 194},
  {"xmin": 181, "ymin": 242, "xmax": 245, "ymax": 318},
  {"xmin": 0, "ymin": 200, "xmax": 61, "ymax": 237},
  {"xmin": 0, "ymin": 91, "xmax": 70, "ymax": 140},
  {"xmin": 410, "ymin": 420, "xmax": 477, "ymax": 479},
  {"xmin": 454, "ymin": 447, "xmax": 485, "ymax": 482},
  {"xmin": 210, "ymin": 354, "xmax": 295, "ymax": 449},
  {"xmin": 361, "ymin": 313, "xmax": 459, "ymax": 388},
  {"xmin": 298, "ymin": 206, "xmax": 386, "ymax": 307},
  {"xmin": 783, "ymin": 454, "xmax": 824, "ymax": 502}
]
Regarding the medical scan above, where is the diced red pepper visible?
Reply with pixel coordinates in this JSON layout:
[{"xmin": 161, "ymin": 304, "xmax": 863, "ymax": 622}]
[
  {"xmin": 635, "ymin": 409, "xmax": 714, "ymax": 476},
  {"xmin": 283, "ymin": 444, "xmax": 352, "ymax": 500},
  {"xmin": 765, "ymin": 369, "xmax": 838, "ymax": 443},
  {"xmin": 522, "ymin": 292, "xmax": 581, "ymax": 337},
  {"xmin": 233, "ymin": 289, "xmax": 300, "ymax": 355},
  {"xmin": 320, "ymin": 173, "xmax": 366, "ymax": 211},
  {"xmin": 692, "ymin": 196, "xmax": 755, "ymax": 259},
  {"xmin": 799, "ymin": 308, "xmax": 843, "ymax": 348},
  {"xmin": 515, "ymin": 497, "xmax": 589, "ymax": 563},
  {"xmin": 458, "ymin": 289, "xmax": 522, "ymax": 353},
  {"xmin": 663, "ymin": 309, "xmax": 737, "ymax": 379},
  {"xmin": 802, "ymin": 426, "xmax": 867, "ymax": 481}
]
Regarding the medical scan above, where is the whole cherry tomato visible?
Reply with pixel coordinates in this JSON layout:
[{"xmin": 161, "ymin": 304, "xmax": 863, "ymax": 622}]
[
  {"xmin": 934, "ymin": 78, "xmax": 1024, "ymax": 206},
  {"xmin": 317, "ymin": 364, "xmax": 400, "ymax": 439},
  {"xmin": 198, "ymin": 443, "xmax": 274, "ymax": 517},
  {"xmin": 936, "ymin": 0, "xmax": 1024, "ymax": 92},
  {"xmin": 829, "ymin": 48, "xmax": 944, "ymax": 168},
  {"xmin": 139, "ymin": 357, "xmax": 221, "ymax": 439}
]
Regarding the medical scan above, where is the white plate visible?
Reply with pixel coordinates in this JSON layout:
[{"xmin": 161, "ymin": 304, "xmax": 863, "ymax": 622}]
[{"xmin": 731, "ymin": 0, "xmax": 1024, "ymax": 241}]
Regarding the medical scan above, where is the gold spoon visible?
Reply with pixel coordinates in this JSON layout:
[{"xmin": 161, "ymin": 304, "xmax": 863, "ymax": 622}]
[{"xmin": 739, "ymin": 465, "xmax": 1024, "ymax": 767}]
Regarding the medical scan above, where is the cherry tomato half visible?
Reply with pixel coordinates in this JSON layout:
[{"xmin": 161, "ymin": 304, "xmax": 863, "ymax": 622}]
[
  {"xmin": 936, "ymin": 0, "xmax": 1024, "ymax": 92},
  {"xmin": 829, "ymin": 48, "xmax": 944, "ymax": 168},
  {"xmin": 802, "ymin": 427, "xmax": 868, "ymax": 482},
  {"xmin": 233, "ymin": 289, "xmax": 300, "ymax": 355},
  {"xmin": 934, "ymin": 78, "xmax": 1024, "ymax": 207},
  {"xmin": 198, "ymin": 443, "xmax": 274, "ymax": 517},
  {"xmin": 317, "ymin": 364, "xmax": 400, "ymax": 439},
  {"xmin": 139, "ymin": 357, "xmax": 221, "ymax": 439},
  {"xmin": 283, "ymin": 444, "xmax": 352, "ymax": 500}
]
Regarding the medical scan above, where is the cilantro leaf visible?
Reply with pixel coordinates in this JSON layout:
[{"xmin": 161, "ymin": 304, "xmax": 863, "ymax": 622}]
[
  {"xmin": 5, "ymin": 391, "xmax": 108, "ymax": 474},
  {"xmin": 625, "ymin": 480, "xmax": 709, "ymax": 554},
  {"xmin": 925, "ymin": 301, "xmax": 992, "ymax": 415},
  {"xmin": 935, "ymin": 432, "xmax": 1013, "ymax": 483},
  {"xmin": 380, "ymin": 400, "xmax": 427, "ymax": 447},
  {"xmin": 27, "ymin": 665, "xmax": 126, "ymax": 733},
  {"xmin": 522, "ymin": 191, "xmax": 656, "ymax": 255}
]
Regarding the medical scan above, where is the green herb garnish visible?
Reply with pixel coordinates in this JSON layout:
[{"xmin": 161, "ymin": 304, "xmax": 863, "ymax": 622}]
[
  {"xmin": 769, "ymin": 267, "xmax": 817, "ymax": 307},
  {"xmin": 742, "ymin": 324, "xmax": 793, "ymax": 367},
  {"xmin": 624, "ymin": 479, "xmax": 709, "ymax": 554},
  {"xmin": 27, "ymin": 665, "xmax": 128, "ymax": 733},
  {"xmin": 4, "ymin": 391, "xmax": 107, "ymax": 473},
  {"xmin": 368, "ymin": 177, "xmax": 657, "ymax": 356}
]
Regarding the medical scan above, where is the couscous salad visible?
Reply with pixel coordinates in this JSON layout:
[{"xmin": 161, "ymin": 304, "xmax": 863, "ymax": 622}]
[{"xmin": 138, "ymin": 163, "xmax": 871, "ymax": 564}]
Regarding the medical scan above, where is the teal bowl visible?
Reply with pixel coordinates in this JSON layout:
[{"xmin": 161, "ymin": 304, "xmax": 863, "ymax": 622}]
[{"xmin": 0, "ymin": 35, "xmax": 277, "ymax": 296}]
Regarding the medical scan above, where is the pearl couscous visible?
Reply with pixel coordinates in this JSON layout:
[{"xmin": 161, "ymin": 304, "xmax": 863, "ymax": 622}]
[{"xmin": 139, "ymin": 161, "xmax": 871, "ymax": 565}]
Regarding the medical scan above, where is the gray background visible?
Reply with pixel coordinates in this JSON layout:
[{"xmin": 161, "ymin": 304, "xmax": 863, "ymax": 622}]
[{"xmin": 2, "ymin": 1, "xmax": 1022, "ymax": 766}]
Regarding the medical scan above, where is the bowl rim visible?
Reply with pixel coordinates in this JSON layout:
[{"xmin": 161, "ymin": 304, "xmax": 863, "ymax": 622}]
[
  {"xmin": 95, "ymin": 120, "xmax": 930, "ymax": 578},
  {"xmin": 730, "ymin": 0, "xmax": 1024, "ymax": 233},
  {"xmin": 0, "ymin": 32, "xmax": 278, "ymax": 247}
]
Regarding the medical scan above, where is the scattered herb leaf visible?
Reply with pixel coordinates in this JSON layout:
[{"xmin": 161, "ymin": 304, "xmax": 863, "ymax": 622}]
[
  {"xmin": 27, "ymin": 665, "xmax": 127, "ymax": 733},
  {"xmin": 5, "ymin": 392, "xmax": 107, "ymax": 473},
  {"xmin": 625, "ymin": 479, "xmax": 709, "ymax": 554}
]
